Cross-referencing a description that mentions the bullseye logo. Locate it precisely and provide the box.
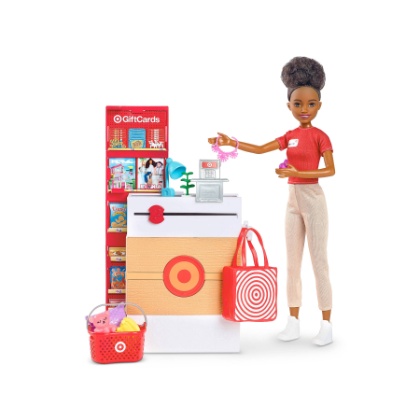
[201,160,219,169]
[234,269,277,321]
[113,115,122,123]
[163,256,205,298]
[114,341,126,353]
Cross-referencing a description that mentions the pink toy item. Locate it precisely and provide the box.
[211,136,239,162]
[88,310,117,333]
[279,159,288,169]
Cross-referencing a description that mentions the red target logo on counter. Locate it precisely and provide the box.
[163,256,205,298]
[234,269,277,321]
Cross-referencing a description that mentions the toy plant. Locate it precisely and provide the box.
[180,171,195,195]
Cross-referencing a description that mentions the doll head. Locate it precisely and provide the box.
[146,158,156,168]
[281,57,325,127]
[281,56,325,101]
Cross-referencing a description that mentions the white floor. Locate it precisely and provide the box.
[4,305,418,420]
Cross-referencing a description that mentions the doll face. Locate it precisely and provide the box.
[287,86,322,128]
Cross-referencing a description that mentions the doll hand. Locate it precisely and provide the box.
[208,132,234,146]
[275,164,298,178]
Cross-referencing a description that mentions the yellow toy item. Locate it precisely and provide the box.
[116,317,140,332]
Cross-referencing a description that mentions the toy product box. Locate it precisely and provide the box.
[108,158,136,191]
[110,266,126,289]
[108,247,126,261]
[137,157,165,192]
[108,202,127,232]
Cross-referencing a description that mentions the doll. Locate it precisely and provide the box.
[209,57,335,346]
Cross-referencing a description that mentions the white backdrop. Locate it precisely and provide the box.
[2,1,419,419]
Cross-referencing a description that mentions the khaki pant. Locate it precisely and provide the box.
[285,184,332,311]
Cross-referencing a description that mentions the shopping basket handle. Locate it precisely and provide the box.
[87,302,147,329]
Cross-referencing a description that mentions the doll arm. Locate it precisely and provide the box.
[208,132,279,154]
[275,150,335,179]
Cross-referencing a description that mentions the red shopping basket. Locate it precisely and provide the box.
[87,302,147,364]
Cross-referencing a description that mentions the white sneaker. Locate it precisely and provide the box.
[313,320,333,346]
[278,316,300,341]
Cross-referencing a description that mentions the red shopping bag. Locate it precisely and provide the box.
[222,227,278,322]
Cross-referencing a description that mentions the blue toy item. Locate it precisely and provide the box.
[161,157,186,196]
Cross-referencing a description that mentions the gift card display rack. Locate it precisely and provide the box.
[105,106,169,306]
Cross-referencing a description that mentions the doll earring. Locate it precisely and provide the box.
[211,136,239,162]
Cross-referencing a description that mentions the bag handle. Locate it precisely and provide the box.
[232,227,269,268]
[234,227,260,266]
[242,231,259,266]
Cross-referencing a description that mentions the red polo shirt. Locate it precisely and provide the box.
[276,126,333,184]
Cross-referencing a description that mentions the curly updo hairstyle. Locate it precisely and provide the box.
[281,56,326,100]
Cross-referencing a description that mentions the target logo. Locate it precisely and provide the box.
[115,341,127,353]
[201,160,219,169]
[233,268,277,321]
[163,256,205,298]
